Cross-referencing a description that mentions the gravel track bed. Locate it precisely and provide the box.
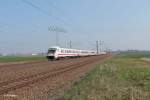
[0,55,112,100]
[0,57,100,83]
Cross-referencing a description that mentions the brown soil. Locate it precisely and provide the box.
[0,55,112,100]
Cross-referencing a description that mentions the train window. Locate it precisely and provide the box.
[61,50,64,53]
[48,48,56,53]
[48,50,56,53]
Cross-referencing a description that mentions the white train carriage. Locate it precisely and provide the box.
[46,46,97,60]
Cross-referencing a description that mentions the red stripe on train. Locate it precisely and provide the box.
[58,54,78,56]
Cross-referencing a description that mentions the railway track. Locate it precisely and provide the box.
[0,61,47,69]
[0,56,100,86]
[0,55,110,95]
[0,57,89,70]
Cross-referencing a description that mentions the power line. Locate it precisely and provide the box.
[46,1,65,15]
[22,0,49,16]
[46,1,82,33]
[22,0,70,27]
[46,1,74,29]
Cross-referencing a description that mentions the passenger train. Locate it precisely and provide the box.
[46,46,98,60]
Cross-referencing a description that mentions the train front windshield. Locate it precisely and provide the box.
[48,50,56,53]
[48,48,56,54]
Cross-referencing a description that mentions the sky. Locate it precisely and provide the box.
[0,0,150,53]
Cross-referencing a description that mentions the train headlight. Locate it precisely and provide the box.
[48,53,54,56]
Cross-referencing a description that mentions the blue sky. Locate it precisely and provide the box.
[0,0,150,53]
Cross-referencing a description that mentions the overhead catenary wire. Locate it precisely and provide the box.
[46,0,65,15]
[22,0,71,27]
[46,1,75,31]
[22,0,92,49]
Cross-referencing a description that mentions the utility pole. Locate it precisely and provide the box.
[69,41,72,48]
[96,40,104,54]
[99,40,104,53]
[96,41,99,54]
[48,26,67,46]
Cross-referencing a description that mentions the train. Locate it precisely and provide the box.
[46,46,101,60]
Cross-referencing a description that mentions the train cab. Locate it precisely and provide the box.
[47,47,60,59]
